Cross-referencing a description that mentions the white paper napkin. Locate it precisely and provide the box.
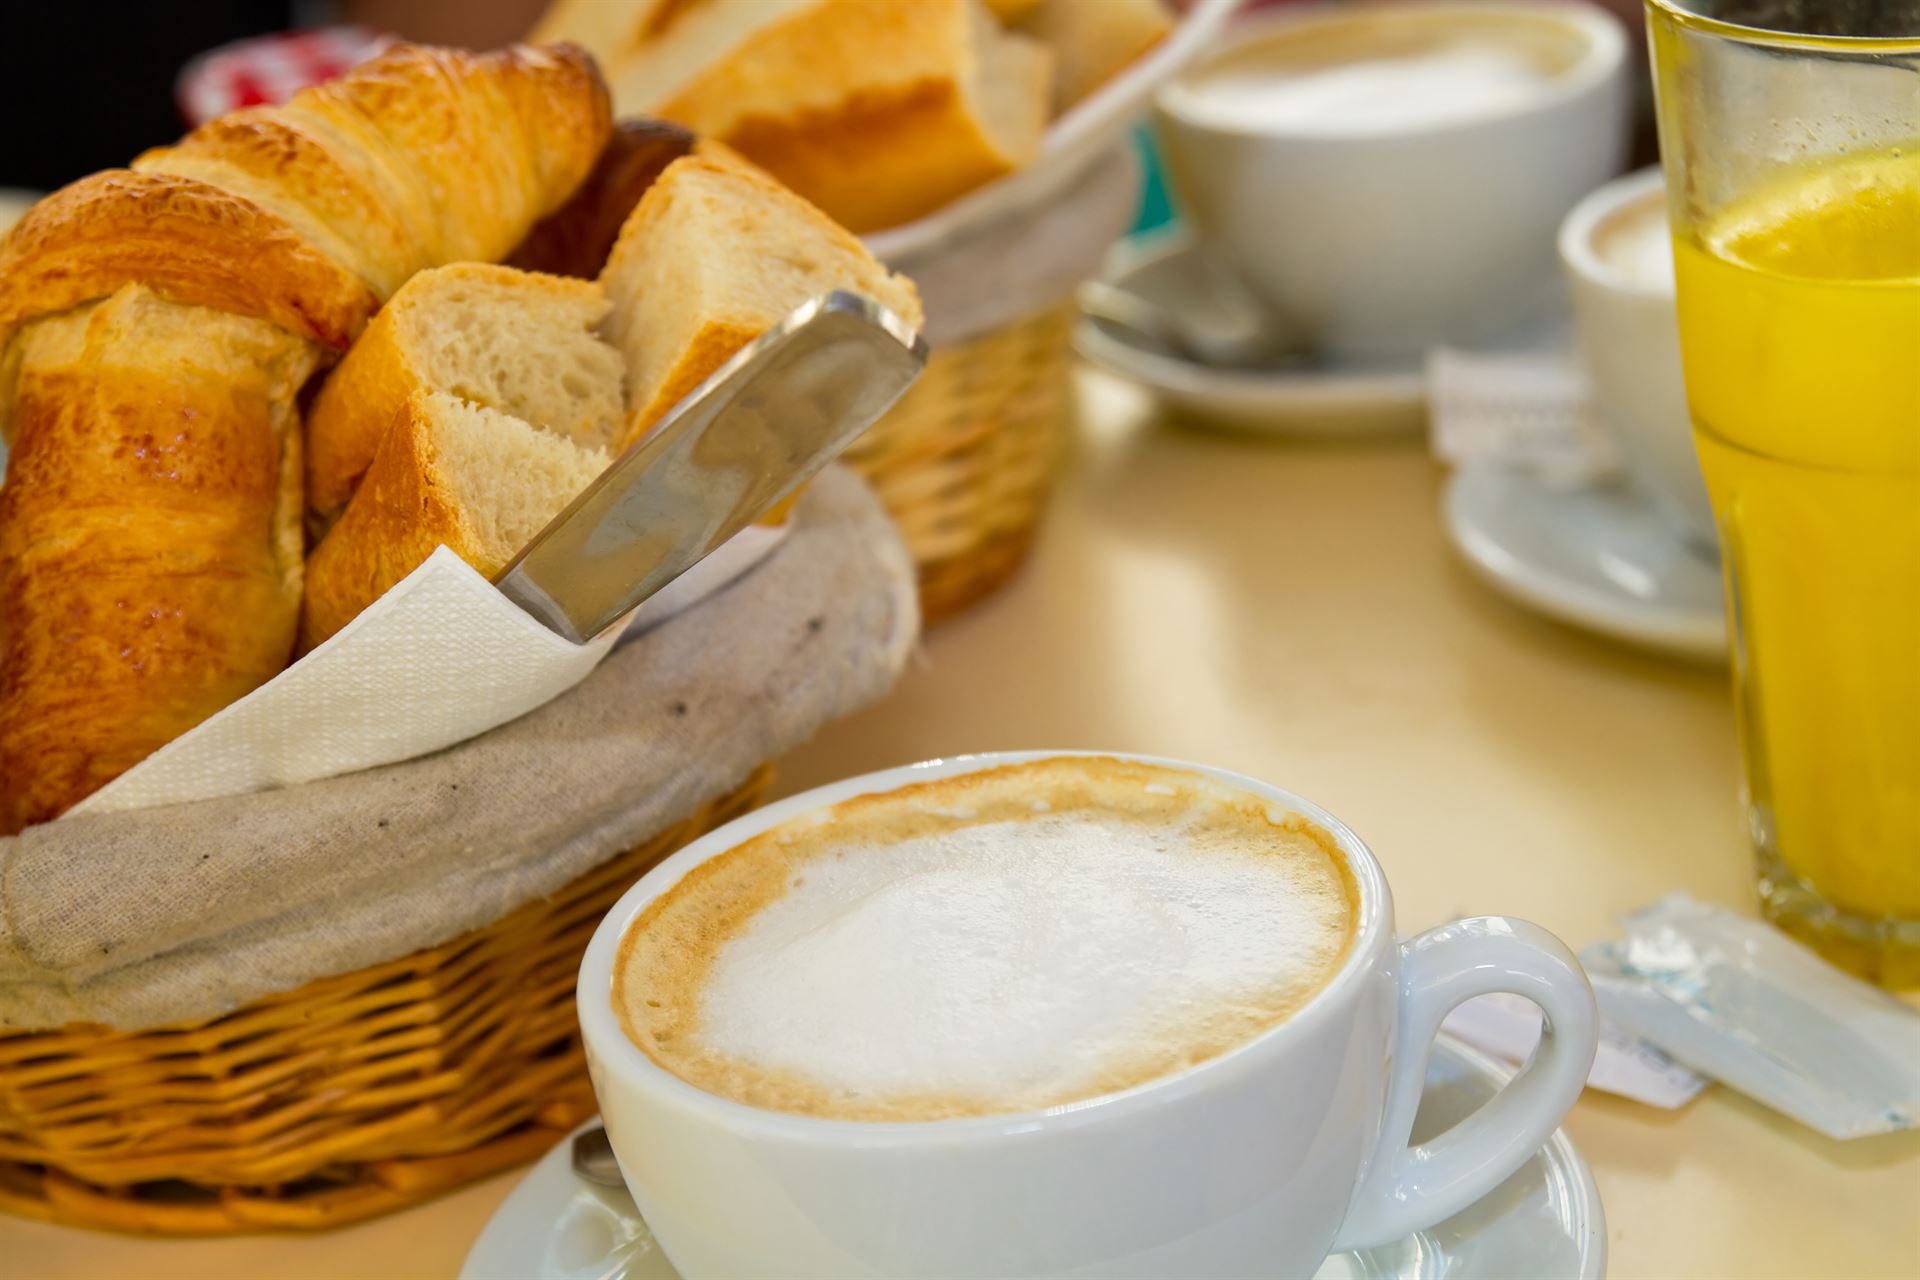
[70,527,784,815]
[1426,346,1618,486]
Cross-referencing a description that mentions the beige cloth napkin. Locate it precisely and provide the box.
[888,144,1141,348]
[0,467,916,1030]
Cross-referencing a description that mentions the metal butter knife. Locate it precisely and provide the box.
[495,291,928,643]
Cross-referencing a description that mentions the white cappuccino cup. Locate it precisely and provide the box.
[1560,165,1718,552]
[1153,1,1629,360]
[578,751,1599,1278]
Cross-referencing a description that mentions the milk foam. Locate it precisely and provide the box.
[1175,42,1553,135]
[1597,197,1675,291]
[616,759,1358,1121]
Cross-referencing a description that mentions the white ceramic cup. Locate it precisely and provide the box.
[578,751,1600,1279]
[1559,165,1718,553]
[1152,1,1629,360]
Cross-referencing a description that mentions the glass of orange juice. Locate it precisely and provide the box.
[1647,0,1919,986]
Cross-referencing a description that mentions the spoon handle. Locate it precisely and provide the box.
[569,1124,626,1189]
[1078,279,1193,354]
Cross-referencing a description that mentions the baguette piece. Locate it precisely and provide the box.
[1017,0,1172,111]
[600,146,925,444]
[305,263,625,529]
[302,391,610,648]
[534,0,798,105]
[530,0,657,62]
[604,0,1053,232]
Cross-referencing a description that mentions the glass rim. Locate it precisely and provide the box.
[1647,0,1920,50]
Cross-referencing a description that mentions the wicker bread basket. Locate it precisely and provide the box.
[0,462,912,1237]
[853,143,1143,623]
[0,768,770,1235]
[844,301,1076,623]
[834,0,1236,621]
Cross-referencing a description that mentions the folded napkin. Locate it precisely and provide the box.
[1426,345,1618,485]
[0,467,916,1030]
[72,527,784,815]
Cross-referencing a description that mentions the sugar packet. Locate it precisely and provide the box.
[1581,894,1920,1140]
[1442,991,1707,1110]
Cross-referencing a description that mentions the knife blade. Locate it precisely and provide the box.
[494,291,928,643]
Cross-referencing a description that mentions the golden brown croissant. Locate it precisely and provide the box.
[0,43,611,833]
[134,43,613,299]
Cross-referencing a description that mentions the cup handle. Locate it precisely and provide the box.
[1332,916,1599,1253]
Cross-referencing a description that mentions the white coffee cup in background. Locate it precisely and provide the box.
[578,751,1599,1278]
[1153,1,1629,361]
[1560,165,1717,552]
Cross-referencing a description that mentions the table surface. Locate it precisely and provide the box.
[7,372,1917,1279]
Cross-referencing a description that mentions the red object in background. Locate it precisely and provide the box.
[175,26,390,125]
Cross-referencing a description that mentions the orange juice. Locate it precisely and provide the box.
[1672,144,1920,973]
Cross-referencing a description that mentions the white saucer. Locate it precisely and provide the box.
[1445,459,1726,662]
[461,1036,1605,1280]
[1074,237,1427,437]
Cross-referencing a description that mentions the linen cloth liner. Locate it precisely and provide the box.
[0,468,917,1030]
[888,142,1141,348]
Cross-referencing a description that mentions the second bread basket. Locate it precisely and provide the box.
[857,142,1141,623]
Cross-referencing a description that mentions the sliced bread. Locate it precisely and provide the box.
[599,145,925,445]
[305,262,625,527]
[302,390,610,647]
[548,0,809,111]
[605,0,1053,233]
[1017,0,1172,111]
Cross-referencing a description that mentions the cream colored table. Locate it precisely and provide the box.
[6,372,1916,1278]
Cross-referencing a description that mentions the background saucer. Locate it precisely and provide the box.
[1445,459,1726,662]
[1074,236,1428,437]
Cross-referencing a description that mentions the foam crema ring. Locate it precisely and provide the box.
[1162,9,1584,139]
[614,756,1361,1122]
[1593,191,1676,291]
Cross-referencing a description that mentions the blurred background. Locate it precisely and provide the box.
[0,0,1655,207]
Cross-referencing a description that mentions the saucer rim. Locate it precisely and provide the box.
[1074,234,1430,436]
[1072,316,1430,436]
[458,1034,1606,1280]
[1443,458,1727,662]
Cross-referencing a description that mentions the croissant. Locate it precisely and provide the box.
[0,43,611,834]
